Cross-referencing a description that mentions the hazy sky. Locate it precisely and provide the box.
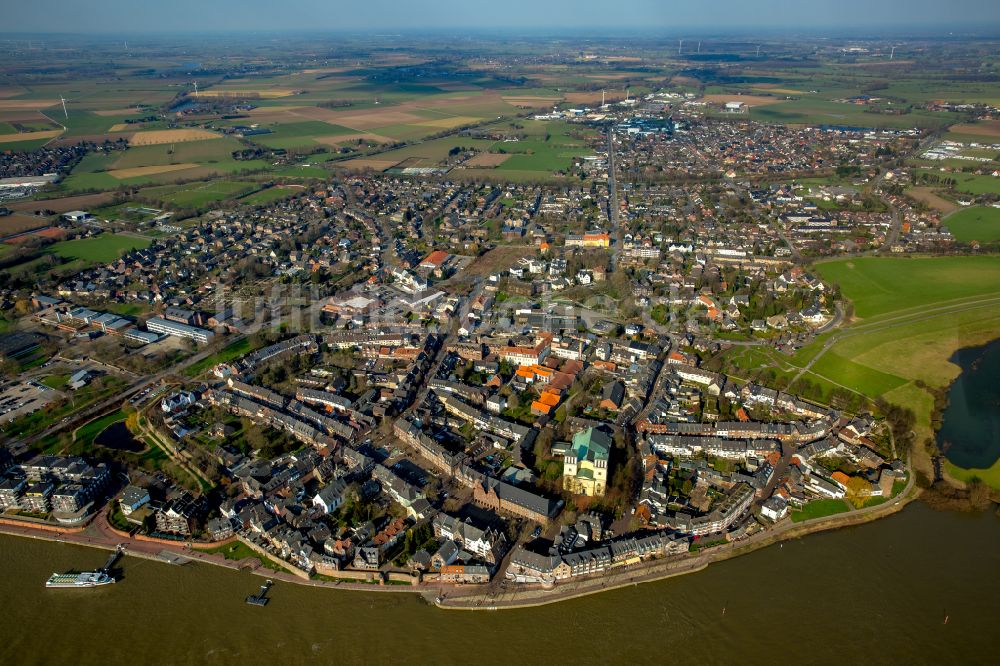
[4,0,1000,33]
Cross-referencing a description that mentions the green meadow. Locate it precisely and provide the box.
[239,186,299,205]
[791,499,851,523]
[49,233,152,263]
[943,206,1000,243]
[814,256,1000,319]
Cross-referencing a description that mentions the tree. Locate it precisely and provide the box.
[242,419,267,452]
[845,476,872,508]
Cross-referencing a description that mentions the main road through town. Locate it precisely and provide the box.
[607,126,622,271]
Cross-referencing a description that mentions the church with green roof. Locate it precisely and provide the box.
[562,426,612,497]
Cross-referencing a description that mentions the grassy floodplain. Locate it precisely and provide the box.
[945,459,1000,490]
[812,257,1000,482]
[815,256,1000,318]
[722,256,1000,487]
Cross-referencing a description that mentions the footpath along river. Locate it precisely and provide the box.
[0,502,997,665]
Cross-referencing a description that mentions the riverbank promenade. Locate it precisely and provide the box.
[0,471,916,610]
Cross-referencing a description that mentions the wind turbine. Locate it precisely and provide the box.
[601,89,605,107]
[678,39,684,55]
[890,46,896,60]
[60,95,68,119]
[697,41,701,54]
[756,45,761,57]
[193,81,199,98]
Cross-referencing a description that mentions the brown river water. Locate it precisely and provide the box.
[0,501,997,665]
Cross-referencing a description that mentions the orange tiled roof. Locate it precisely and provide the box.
[537,391,561,406]
[531,365,554,379]
[422,250,449,267]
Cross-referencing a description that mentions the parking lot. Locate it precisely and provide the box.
[0,380,60,424]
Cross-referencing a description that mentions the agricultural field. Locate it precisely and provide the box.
[905,186,959,215]
[0,214,49,237]
[0,62,626,197]
[128,128,221,145]
[946,120,1000,138]
[58,137,271,191]
[265,164,332,178]
[58,109,141,138]
[942,206,1000,243]
[0,129,61,144]
[811,258,1000,461]
[4,38,985,207]
[242,121,357,150]
[6,192,116,213]
[48,233,151,263]
[750,98,958,129]
[337,136,495,171]
[340,119,595,178]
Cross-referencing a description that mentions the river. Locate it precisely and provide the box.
[939,338,1000,469]
[1,502,997,665]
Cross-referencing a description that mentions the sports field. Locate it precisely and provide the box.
[943,206,1000,243]
[139,180,258,207]
[48,233,151,263]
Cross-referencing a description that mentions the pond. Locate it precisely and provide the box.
[94,421,145,453]
[938,337,1000,469]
